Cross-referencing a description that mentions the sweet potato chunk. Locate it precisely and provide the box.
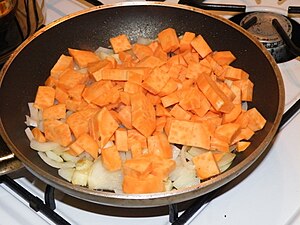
[109,34,132,53]
[192,151,220,180]
[34,86,55,110]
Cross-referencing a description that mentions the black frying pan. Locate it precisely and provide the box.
[0,2,284,207]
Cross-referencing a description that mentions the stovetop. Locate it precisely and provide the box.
[0,0,300,224]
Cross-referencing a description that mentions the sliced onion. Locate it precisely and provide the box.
[61,152,81,163]
[75,159,93,171]
[164,179,173,192]
[171,144,181,160]
[30,139,60,152]
[25,115,38,127]
[188,146,208,157]
[95,46,114,55]
[88,158,122,191]
[136,37,154,45]
[180,146,195,170]
[38,152,75,168]
[242,101,248,111]
[217,152,236,169]
[58,168,75,182]
[28,102,39,121]
[45,150,64,163]
[72,169,89,186]
[25,127,34,141]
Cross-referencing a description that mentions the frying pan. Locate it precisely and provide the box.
[0,2,284,207]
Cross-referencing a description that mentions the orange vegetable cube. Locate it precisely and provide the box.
[179,31,196,52]
[122,174,164,194]
[109,34,132,53]
[32,127,46,143]
[158,27,180,53]
[212,51,236,66]
[95,107,119,148]
[115,128,128,151]
[168,119,210,149]
[142,67,170,95]
[191,35,212,58]
[57,68,88,90]
[70,133,99,159]
[68,48,100,68]
[192,151,220,180]
[214,122,240,144]
[34,86,55,110]
[236,141,251,152]
[101,145,122,171]
[50,54,74,79]
[246,108,266,132]
[42,104,66,120]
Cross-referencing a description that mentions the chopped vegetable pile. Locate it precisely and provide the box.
[25,27,266,194]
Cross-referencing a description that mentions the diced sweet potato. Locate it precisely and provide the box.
[101,145,122,171]
[32,127,46,143]
[168,119,210,149]
[70,133,99,159]
[115,128,128,151]
[192,151,220,180]
[130,92,156,137]
[50,54,74,79]
[158,28,180,53]
[42,104,66,120]
[123,174,164,194]
[191,35,212,58]
[109,34,132,53]
[68,48,100,68]
[34,86,55,110]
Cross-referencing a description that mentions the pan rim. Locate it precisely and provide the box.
[0,1,285,207]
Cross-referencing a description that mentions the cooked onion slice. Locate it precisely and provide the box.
[88,158,122,191]
[37,152,75,168]
[30,139,60,152]
[58,168,75,182]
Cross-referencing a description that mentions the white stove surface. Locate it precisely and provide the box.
[1,0,300,224]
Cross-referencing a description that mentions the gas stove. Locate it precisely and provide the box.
[0,0,300,224]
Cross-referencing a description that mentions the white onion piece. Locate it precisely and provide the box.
[95,46,114,55]
[170,165,199,189]
[88,158,122,191]
[37,120,44,132]
[25,115,38,127]
[171,144,181,160]
[25,127,34,141]
[136,37,153,45]
[75,159,93,171]
[37,152,75,168]
[61,152,81,163]
[188,146,208,157]
[30,139,60,152]
[164,179,173,192]
[219,162,233,173]
[242,101,248,111]
[217,152,236,169]
[72,169,89,186]
[45,151,64,163]
[58,168,75,182]
[28,102,39,121]
[173,174,200,189]
[51,146,68,155]
[180,146,195,170]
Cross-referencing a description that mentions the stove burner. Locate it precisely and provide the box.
[240,12,292,48]
[230,12,300,63]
